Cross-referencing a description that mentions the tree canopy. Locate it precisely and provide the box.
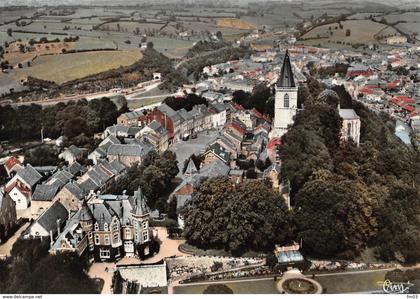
[280,83,420,262]
[0,238,97,294]
[106,151,179,211]
[183,179,290,255]
[0,98,123,148]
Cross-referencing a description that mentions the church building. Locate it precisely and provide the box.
[270,50,299,138]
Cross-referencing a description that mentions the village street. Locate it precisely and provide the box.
[0,222,29,259]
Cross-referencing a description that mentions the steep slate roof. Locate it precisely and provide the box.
[63,182,85,200]
[277,50,296,88]
[131,188,150,216]
[184,159,198,176]
[100,135,121,147]
[32,184,60,201]
[121,110,143,120]
[147,120,167,136]
[339,109,360,120]
[36,201,69,234]
[64,145,82,157]
[78,178,100,194]
[16,164,43,188]
[46,170,73,189]
[107,144,149,157]
[79,202,93,221]
[199,159,230,178]
[204,143,231,163]
[66,161,85,176]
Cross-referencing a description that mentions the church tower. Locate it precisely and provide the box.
[270,50,298,138]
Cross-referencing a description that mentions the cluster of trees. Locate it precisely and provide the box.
[185,40,229,58]
[0,238,98,294]
[182,45,253,81]
[309,63,349,79]
[232,84,274,117]
[183,179,290,256]
[203,284,233,294]
[106,151,179,211]
[0,98,123,148]
[163,93,208,111]
[24,145,64,166]
[280,84,420,262]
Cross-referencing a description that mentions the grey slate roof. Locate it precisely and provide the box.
[205,143,231,162]
[131,188,150,216]
[199,159,230,178]
[107,144,151,157]
[46,170,73,189]
[277,50,296,88]
[184,159,198,175]
[16,164,43,188]
[32,184,60,202]
[100,135,121,147]
[147,120,167,136]
[78,178,100,194]
[79,202,93,221]
[65,161,85,176]
[64,145,82,157]
[36,201,69,234]
[108,160,127,173]
[339,109,360,120]
[121,110,143,120]
[63,182,85,200]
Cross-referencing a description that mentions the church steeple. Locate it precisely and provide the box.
[270,49,299,139]
[277,50,296,88]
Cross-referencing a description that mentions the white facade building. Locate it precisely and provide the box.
[270,50,298,138]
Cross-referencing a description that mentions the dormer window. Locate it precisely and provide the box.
[104,223,108,231]
[94,223,99,231]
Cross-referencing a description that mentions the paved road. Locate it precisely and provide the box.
[88,262,115,294]
[171,129,219,176]
[0,222,29,258]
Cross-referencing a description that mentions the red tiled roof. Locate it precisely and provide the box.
[4,156,22,172]
[251,108,263,119]
[268,137,282,150]
[226,122,246,136]
[233,103,245,111]
[5,181,31,197]
[393,95,416,104]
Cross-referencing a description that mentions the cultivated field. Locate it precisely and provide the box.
[300,20,399,45]
[217,18,256,30]
[13,50,142,84]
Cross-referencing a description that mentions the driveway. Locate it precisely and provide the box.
[0,222,29,258]
[90,227,187,293]
[88,262,115,294]
[117,227,187,266]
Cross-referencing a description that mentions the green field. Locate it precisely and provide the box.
[301,20,398,45]
[13,50,142,84]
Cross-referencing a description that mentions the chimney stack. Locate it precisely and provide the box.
[57,218,61,235]
[50,230,54,247]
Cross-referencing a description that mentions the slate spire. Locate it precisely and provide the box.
[277,49,296,88]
